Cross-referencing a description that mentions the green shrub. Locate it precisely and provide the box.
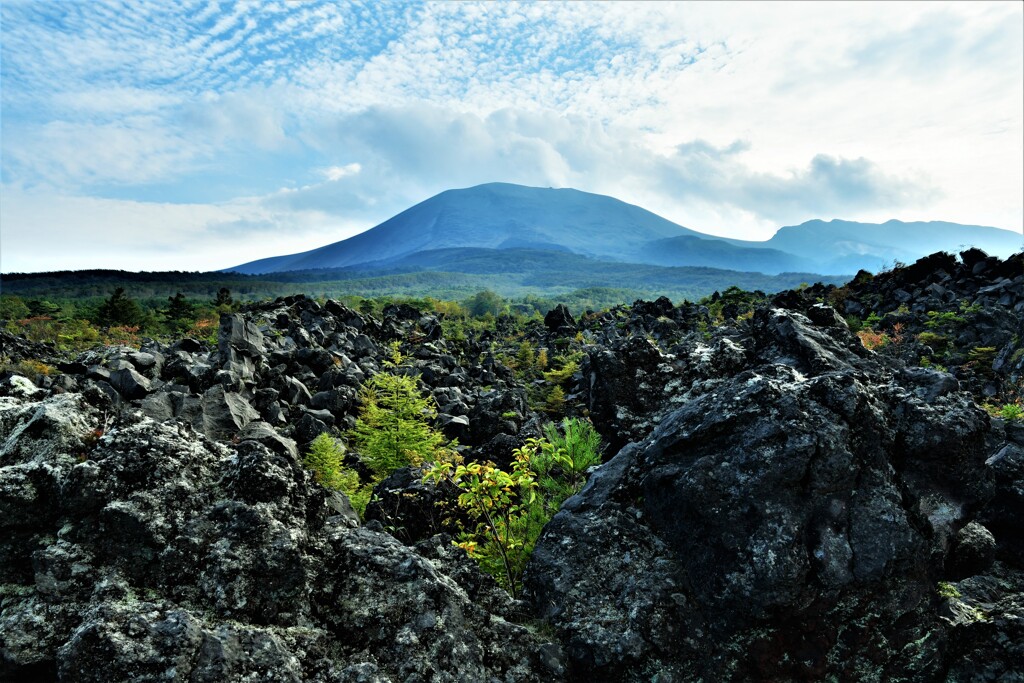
[916,331,948,352]
[545,385,566,414]
[424,453,540,597]
[925,310,966,329]
[305,433,346,490]
[540,418,603,493]
[304,433,373,516]
[423,426,603,597]
[984,402,1024,421]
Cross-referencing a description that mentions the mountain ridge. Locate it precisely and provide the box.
[228,183,1022,276]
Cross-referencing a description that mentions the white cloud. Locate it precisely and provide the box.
[321,163,362,181]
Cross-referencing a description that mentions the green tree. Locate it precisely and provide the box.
[349,352,447,478]
[465,290,505,318]
[163,292,196,332]
[0,296,30,321]
[95,287,143,327]
[212,287,234,310]
[27,299,62,317]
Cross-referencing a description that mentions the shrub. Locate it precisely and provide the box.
[540,418,603,494]
[916,331,948,353]
[304,433,373,515]
[423,426,604,597]
[857,328,890,351]
[545,385,566,414]
[305,433,347,490]
[542,354,581,386]
[1,358,57,378]
[424,454,540,597]
[925,310,966,329]
[984,402,1024,421]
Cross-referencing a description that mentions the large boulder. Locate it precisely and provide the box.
[526,309,997,681]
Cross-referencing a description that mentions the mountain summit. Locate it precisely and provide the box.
[229,183,706,274]
[228,183,1021,275]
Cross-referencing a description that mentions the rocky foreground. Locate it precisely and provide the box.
[1,250,1022,681]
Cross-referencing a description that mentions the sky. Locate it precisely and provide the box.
[1,0,1022,273]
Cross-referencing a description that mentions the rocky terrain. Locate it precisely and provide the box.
[1,249,1022,681]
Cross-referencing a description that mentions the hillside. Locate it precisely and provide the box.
[1,253,845,310]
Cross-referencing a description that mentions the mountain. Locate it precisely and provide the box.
[228,183,1022,276]
[230,183,703,274]
[734,218,1023,274]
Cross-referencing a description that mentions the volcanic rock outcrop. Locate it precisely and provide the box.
[1,249,1021,681]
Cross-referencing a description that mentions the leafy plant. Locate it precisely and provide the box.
[304,433,373,515]
[984,402,1024,421]
[937,581,961,599]
[857,328,890,351]
[423,425,603,597]
[349,348,449,479]
[424,453,540,597]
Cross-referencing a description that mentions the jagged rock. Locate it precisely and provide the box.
[0,374,44,399]
[218,313,265,360]
[949,521,997,578]
[582,335,688,451]
[108,367,152,400]
[435,413,469,441]
[237,420,299,460]
[0,395,561,681]
[139,392,175,421]
[467,388,529,446]
[544,304,576,334]
[981,439,1024,564]
[200,385,259,441]
[363,466,458,545]
[527,325,995,680]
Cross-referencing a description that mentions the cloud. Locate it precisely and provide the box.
[321,163,362,181]
[261,105,938,242]
[0,1,1020,271]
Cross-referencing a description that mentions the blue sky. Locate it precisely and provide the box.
[1,0,1021,272]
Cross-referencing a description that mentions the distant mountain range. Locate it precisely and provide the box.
[228,183,1022,276]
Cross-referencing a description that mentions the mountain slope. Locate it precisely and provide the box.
[229,183,706,274]
[729,219,1022,273]
[228,183,1022,277]
[636,235,809,273]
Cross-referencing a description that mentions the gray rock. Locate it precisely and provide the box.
[0,395,558,681]
[139,392,174,421]
[949,521,997,578]
[200,385,259,441]
[238,420,299,460]
[108,367,152,400]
